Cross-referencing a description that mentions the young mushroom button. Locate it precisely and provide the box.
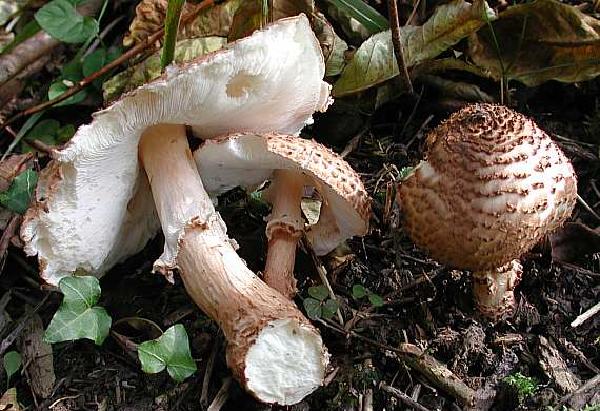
[21,16,332,405]
[397,104,577,320]
[194,133,371,298]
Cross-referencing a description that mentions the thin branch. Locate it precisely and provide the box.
[387,0,413,94]
[0,0,217,133]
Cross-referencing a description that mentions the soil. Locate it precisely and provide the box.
[0,3,599,411]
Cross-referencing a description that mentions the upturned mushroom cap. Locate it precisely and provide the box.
[397,103,577,271]
[194,133,371,255]
[21,15,331,285]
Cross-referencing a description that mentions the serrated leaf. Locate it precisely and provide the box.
[103,37,225,102]
[137,324,196,382]
[322,299,339,319]
[35,0,98,43]
[3,351,21,382]
[367,293,384,307]
[44,276,112,346]
[333,0,496,96]
[303,297,322,320]
[469,0,600,86]
[308,285,329,301]
[352,284,366,299]
[0,169,37,214]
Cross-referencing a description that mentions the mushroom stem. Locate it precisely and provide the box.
[139,125,327,405]
[264,169,305,298]
[472,260,523,320]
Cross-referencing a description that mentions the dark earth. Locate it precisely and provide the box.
[0,1,599,410]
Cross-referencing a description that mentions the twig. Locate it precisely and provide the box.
[577,194,600,222]
[0,292,50,356]
[200,335,222,409]
[571,301,600,328]
[387,0,413,94]
[207,377,232,411]
[363,358,374,411]
[0,0,217,133]
[380,384,432,411]
[317,319,478,408]
[558,374,600,409]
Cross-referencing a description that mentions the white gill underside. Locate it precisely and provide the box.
[21,15,330,285]
[244,318,328,405]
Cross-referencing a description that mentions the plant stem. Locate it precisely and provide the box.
[0,0,216,134]
[161,0,185,71]
[387,0,413,95]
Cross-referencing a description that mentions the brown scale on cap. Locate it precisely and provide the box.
[264,134,371,223]
[397,104,577,319]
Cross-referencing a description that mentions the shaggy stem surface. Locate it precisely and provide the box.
[139,125,327,405]
[264,170,304,298]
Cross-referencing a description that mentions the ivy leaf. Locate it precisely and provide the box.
[308,285,329,301]
[138,324,197,382]
[303,297,322,320]
[0,169,38,214]
[322,299,339,320]
[35,0,98,43]
[3,351,22,382]
[367,293,384,308]
[352,284,366,299]
[44,276,112,346]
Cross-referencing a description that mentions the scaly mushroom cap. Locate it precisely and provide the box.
[398,103,577,271]
[194,133,371,255]
[21,15,331,285]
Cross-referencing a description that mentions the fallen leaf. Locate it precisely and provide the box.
[17,314,55,399]
[468,0,600,86]
[0,154,31,193]
[537,336,581,394]
[123,0,243,46]
[312,12,349,77]
[333,0,496,96]
[227,0,314,41]
[322,0,388,44]
[103,37,226,102]
[0,388,21,411]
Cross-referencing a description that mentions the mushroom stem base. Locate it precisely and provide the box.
[473,260,523,320]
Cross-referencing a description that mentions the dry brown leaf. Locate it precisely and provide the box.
[0,388,21,411]
[123,0,242,46]
[17,314,55,399]
[468,0,600,86]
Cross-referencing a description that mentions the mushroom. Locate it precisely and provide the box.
[194,133,371,298]
[397,104,577,319]
[22,16,331,404]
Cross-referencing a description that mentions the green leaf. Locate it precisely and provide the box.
[303,297,322,320]
[0,20,41,55]
[161,0,186,70]
[48,80,87,106]
[35,0,99,43]
[3,351,22,382]
[308,285,329,301]
[44,276,112,346]
[333,0,496,96]
[367,293,384,307]
[351,284,366,299]
[21,119,60,153]
[0,169,38,214]
[324,0,388,42]
[82,48,106,78]
[322,299,339,319]
[138,324,197,382]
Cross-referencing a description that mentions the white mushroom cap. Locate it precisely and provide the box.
[194,133,371,255]
[21,15,331,285]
